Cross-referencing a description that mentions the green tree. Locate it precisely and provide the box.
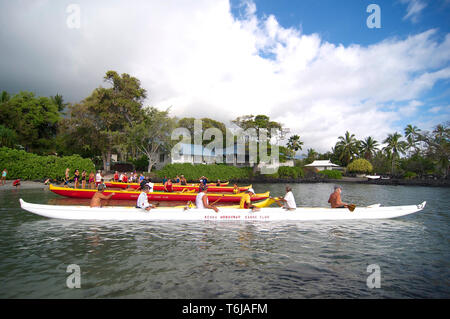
[126,107,176,172]
[63,71,147,171]
[347,158,373,174]
[404,124,421,156]
[335,131,360,166]
[382,132,407,174]
[414,123,449,177]
[359,136,379,160]
[0,125,18,148]
[0,91,60,153]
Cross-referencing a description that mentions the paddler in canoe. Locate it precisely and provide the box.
[272,186,297,210]
[328,185,356,210]
[136,184,158,211]
[163,178,173,192]
[240,188,260,212]
[195,185,219,213]
[90,184,116,208]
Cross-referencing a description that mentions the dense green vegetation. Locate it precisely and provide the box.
[0,147,95,180]
[347,159,373,174]
[317,170,342,179]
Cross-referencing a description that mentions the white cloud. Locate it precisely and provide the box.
[401,0,427,23]
[0,0,449,153]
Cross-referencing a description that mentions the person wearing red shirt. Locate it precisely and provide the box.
[164,179,173,192]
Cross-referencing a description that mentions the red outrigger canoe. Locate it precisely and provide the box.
[104,181,251,193]
[49,184,269,203]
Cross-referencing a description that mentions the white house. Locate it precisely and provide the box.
[304,160,340,171]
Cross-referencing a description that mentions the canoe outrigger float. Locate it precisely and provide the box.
[48,184,269,203]
[104,181,251,193]
[19,199,426,222]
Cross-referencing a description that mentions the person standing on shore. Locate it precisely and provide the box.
[328,186,349,208]
[81,170,87,189]
[74,169,80,188]
[90,184,115,208]
[62,168,70,187]
[1,169,7,185]
[88,171,95,189]
[95,171,102,187]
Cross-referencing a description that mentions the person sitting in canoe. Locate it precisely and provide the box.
[328,186,349,208]
[180,175,187,185]
[232,184,240,194]
[137,185,157,211]
[240,188,260,212]
[164,178,173,192]
[174,175,181,184]
[122,173,128,183]
[90,184,115,208]
[216,179,221,186]
[114,171,119,182]
[195,185,219,213]
[273,186,297,210]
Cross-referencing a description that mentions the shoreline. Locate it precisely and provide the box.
[1,176,449,190]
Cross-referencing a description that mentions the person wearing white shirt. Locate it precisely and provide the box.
[274,186,297,210]
[195,185,219,212]
[147,179,154,193]
[136,185,156,211]
[95,171,102,187]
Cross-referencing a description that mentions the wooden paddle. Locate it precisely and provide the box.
[210,194,225,206]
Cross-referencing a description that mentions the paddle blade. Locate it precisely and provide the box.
[348,204,356,212]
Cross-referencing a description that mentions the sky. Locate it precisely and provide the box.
[0,0,449,153]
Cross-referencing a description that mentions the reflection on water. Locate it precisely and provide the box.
[0,184,448,298]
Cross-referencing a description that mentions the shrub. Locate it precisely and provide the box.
[0,147,95,180]
[318,169,342,179]
[277,166,304,179]
[347,159,373,174]
[403,171,417,179]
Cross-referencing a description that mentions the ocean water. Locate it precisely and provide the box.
[0,183,448,298]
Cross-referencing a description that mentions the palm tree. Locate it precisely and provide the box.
[304,148,318,164]
[335,131,359,166]
[404,124,421,156]
[382,132,407,174]
[287,135,303,152]
[359,136,379,160]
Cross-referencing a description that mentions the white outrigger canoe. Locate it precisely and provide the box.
[19,199,426,222]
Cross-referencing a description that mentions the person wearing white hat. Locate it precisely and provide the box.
[239,188,260,212]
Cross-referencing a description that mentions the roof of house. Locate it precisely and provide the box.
[304,160,339,167]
